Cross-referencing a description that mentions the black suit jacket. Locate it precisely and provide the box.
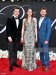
[6,16,22,42]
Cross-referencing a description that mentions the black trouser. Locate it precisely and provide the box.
[8,38,19,67]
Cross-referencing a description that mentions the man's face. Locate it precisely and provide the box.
[40,9,47,17]
[13,9,20,17]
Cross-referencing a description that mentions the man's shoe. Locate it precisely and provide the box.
[44,67,48,72]
[14,63,19,67]
[9,66,13,71]
[38,64,44,67]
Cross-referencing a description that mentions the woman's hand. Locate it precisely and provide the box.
[21,37,24,43]
[35,37,37,42]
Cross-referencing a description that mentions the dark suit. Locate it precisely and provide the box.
[6,16,22,66]
[37,17,51,68]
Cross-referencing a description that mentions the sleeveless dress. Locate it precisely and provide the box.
[22,18,37,71]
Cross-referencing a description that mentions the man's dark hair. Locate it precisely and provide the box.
[40,7,47,12]
[13,7,20,11]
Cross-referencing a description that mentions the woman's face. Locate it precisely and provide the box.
[27,9,32,17]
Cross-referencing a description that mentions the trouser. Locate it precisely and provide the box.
[38,41,49,68]
[8,38,19,66]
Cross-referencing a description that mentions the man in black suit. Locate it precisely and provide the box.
[6,7,22,71]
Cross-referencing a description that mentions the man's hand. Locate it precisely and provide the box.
[44,41,48,44]
[8,37,12,42]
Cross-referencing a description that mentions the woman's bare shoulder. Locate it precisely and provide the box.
[33,17,37,22]
[23,18,26,22]
[33,17,37,20]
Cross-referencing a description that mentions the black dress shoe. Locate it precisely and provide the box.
[9,66,13,71]
[14,63,19,67]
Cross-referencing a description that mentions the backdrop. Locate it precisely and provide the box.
[0,1,56,50]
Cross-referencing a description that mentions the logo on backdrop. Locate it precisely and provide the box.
[0,5,56,34]
[0,5,26,33]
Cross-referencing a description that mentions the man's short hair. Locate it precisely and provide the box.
[13,7,19,11]
[40,7,47,12]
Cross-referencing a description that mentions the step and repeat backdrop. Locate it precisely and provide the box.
[0,1,56,51]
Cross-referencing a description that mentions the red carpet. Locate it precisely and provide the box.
[0,59,56,75]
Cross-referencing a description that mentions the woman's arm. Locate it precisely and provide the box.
[33,18,38,42]
[21,19,25,42]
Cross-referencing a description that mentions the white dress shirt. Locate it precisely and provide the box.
[39,17,45,28]
[15,19,19,28]
[13,15,19,28]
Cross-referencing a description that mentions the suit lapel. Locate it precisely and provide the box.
[12,16,20,29]
[38,17,46,29]
[12,16,17,27]
[37,19,39,29]
[18,19,20,29]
